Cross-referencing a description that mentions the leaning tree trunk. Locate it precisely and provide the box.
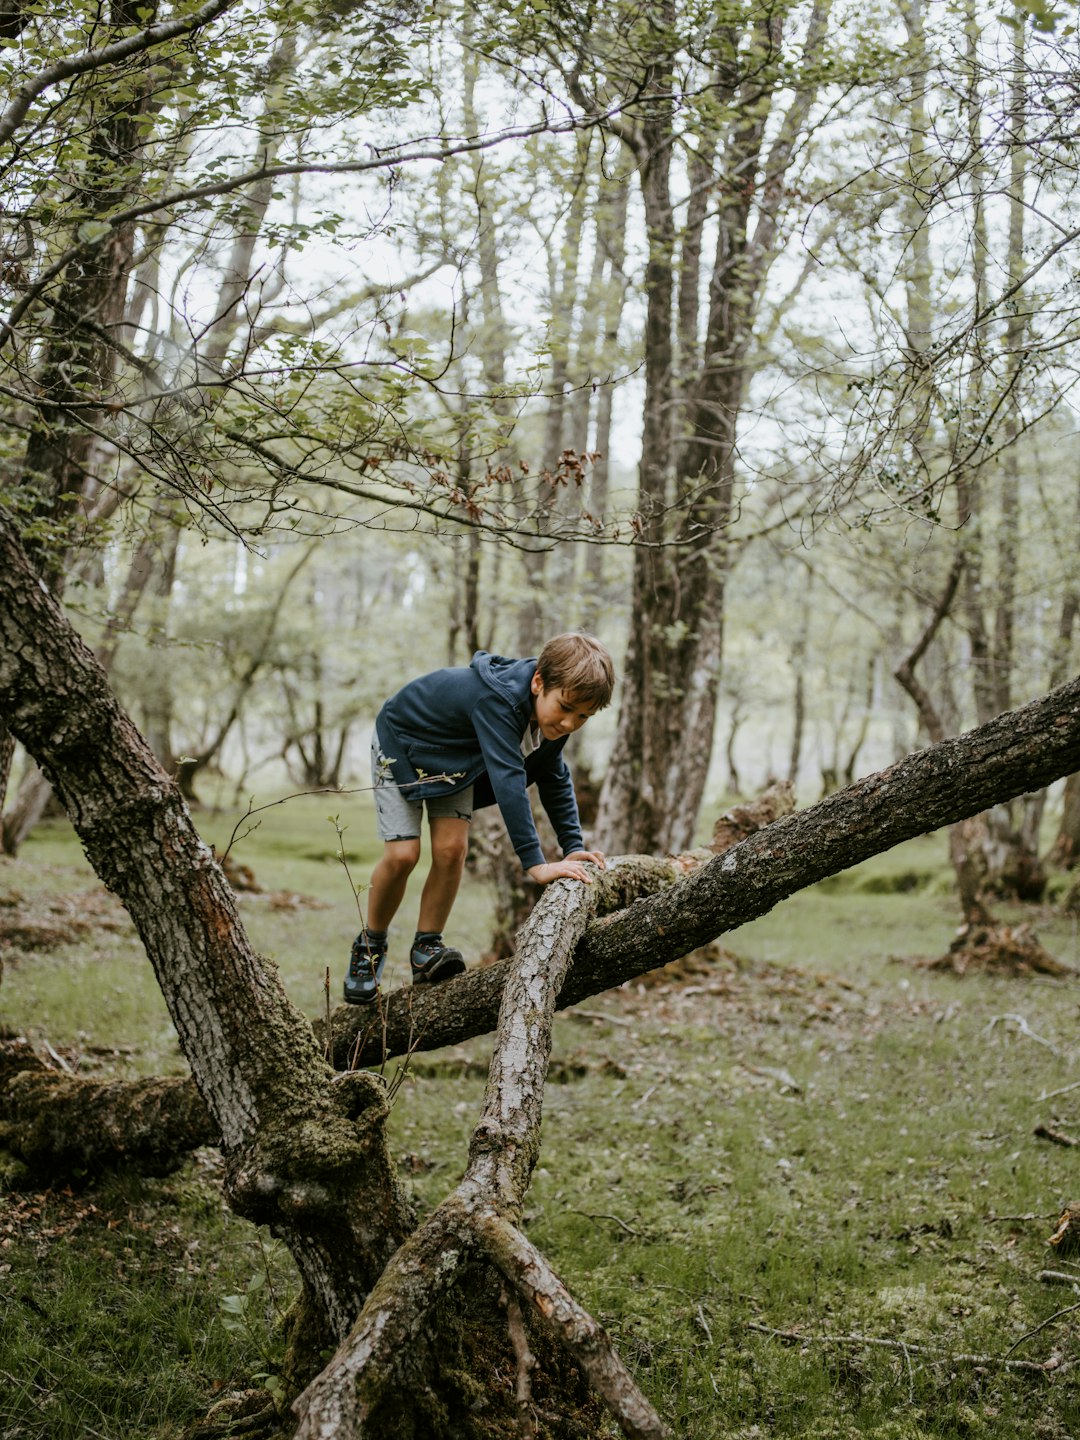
[0,502,677,1435]
[0,504,416,1365]
[0,1040,219,1185]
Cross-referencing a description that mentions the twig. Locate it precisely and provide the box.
[984,1013,1060,1056]
[323,967,333,1064]
[220,774,460,865]
[1038,1079,1080,1103]
[631,1083,659,1110]
[1002,1300,1080,1359]
[987,1211,1058,1224]
[1038,1271,1080,1288]
[41,1039,73,1074]
[747,1323,1063,1373]
[742,1062,802,1094]
[569,1008,635,1028]
[330,816,367,929]
[504,1293,537,1439]
[1034,1124,1078,1147]
[573,1210,646,1239]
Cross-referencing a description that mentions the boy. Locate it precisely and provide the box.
[344,632,613,1004]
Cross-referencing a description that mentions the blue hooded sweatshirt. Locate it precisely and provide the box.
[374,652,585,871]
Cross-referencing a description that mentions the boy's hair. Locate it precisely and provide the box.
[536,633,615,710]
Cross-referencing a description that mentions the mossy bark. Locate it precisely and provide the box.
[0,1040,218,1181]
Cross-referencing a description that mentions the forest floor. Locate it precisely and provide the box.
[2,791,1080,1440]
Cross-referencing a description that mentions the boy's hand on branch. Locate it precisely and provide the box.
[528,851,605,886]
[565,849,605,869]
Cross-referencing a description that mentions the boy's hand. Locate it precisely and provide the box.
[528,853,603,886]
[564,849,605,869]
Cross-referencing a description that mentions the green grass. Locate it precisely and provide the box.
[2,799,1080,1438]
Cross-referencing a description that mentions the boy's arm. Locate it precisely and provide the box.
[472,699,605,884]
[470,699,549,871]
[529,751,605,883]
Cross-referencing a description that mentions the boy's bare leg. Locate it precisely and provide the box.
[416,816,470,934]
[366,839,420,933]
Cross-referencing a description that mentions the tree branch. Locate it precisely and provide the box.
[296,861,672,1439]
[0,0,240,147]
[893,551,965,745]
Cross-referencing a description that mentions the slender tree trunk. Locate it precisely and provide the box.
[519,131,593,649]
[175,542,315,802]
[584,175,630,630]
[1052,773,1080,869]
[597,4,832,854]
[0,726,13,821]
[982,27,1043,896]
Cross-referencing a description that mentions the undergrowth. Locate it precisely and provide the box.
[2,797,1079,1438]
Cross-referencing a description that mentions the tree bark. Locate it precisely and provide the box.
[596,3,833,855]
[0,501,415,1357]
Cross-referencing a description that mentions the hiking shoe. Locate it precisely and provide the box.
[344,931,387,1005]
[410,933,466,985]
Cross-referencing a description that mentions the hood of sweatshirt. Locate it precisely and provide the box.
[469,651,537,703]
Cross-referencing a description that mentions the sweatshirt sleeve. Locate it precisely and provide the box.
[470,694,547,870]
[534,749,584,857]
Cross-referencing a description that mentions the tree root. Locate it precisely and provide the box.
[921,922,1072,978]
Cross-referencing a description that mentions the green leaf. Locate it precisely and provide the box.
[76,220,111,245]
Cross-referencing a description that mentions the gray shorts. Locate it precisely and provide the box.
[371,734,474,842]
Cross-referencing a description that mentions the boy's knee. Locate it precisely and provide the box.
[383,839,421,873]
[431,828,468,869]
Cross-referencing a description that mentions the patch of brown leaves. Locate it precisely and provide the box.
[0,887,130,953]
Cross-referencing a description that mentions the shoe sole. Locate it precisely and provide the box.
[411,953,466,985]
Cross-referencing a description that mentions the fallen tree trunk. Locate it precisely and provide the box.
[0,1039,219,1183]
[295,858,671,1440]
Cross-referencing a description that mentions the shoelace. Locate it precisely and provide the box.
[350,939,385,976]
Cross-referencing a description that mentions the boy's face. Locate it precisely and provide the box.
[530,673,600,741]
